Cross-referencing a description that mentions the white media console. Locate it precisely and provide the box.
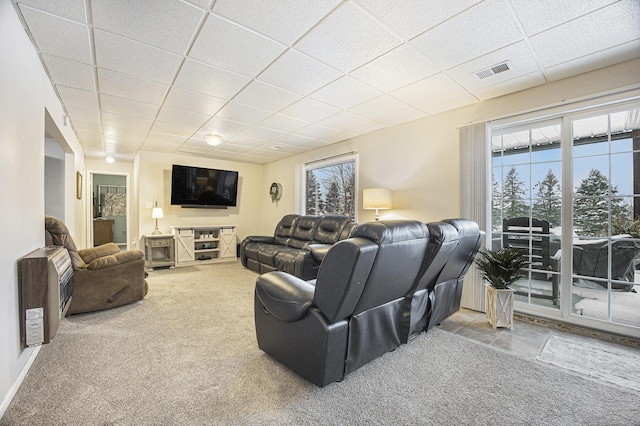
[171,225,237,267]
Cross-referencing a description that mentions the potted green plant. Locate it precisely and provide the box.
[475,247,528,329]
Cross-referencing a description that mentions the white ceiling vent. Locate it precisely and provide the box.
[475,61,511,79]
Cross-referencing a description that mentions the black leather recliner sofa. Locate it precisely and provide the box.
[240,214,355,280]
[254,219,485,387]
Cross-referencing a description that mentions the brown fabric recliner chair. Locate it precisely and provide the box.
[45,216,148,315]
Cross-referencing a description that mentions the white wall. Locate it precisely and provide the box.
[0,1,85,416]
[262,59,640,234]
[135,151,264,244]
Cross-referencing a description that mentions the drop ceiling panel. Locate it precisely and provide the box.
[201,117,252,137]
[103,126,148,140]
[150,121,197,138]
[140,139,181,151]
[249,147,295,159]
[72,121,101,134]
[296,124,354,143]
[91,0,203,54]
[447,41,542,91]
[173,59,251,100]
[57,85,98,107]
[101,111,153,132]
[295,2,402,73]
[65,104,100,124]
[212,0,342,45]
[349,95,424,127]
[211,144,253,154]
[145,132,188,146]
[19,6,91,64]
[231,152,277,164]
[257,49,342,95]
[227,136,267,148]
[410,0,523,70]
[163,87,226,116]
[354,0,481,40]
[392,73,479,115]
[156,107,210,128]
[275,133,327,149]
[310,76,383,110]
[93,30,182,84]
[529,0,640,67]
[100,94,159,120]
[257,113,310,133]
[471,71,547,101]
[280,98,342,122]
[349,44,440,93]
[545,39,640,82]
[318,111,384,134]
[41,54,95,91]
[189,15,286,77]
[15,0,86,23]
[232,81,302,112]
[214,102,274,125]
[509,0,619,36]
[240,126,287,141]
[98,69,169,104]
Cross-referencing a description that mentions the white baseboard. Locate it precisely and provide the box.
[0,345,41,420]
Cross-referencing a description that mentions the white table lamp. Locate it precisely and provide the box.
[363,188,392,220]
[152,202,164,234]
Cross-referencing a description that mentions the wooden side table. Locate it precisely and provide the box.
[143,234,175,269]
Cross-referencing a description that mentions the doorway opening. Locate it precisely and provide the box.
[89,171,130,250]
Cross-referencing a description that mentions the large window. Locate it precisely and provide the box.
[303,155,357,220]
[491,104,640,332]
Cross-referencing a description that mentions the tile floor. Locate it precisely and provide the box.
[439,308,640,361]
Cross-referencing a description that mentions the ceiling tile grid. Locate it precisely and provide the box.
[11,0,640,164]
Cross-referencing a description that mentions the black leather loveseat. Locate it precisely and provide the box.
[240,214,355,280]
[254,219,484,387]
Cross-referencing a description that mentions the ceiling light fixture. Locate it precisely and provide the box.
[105,154,115,163]
[204,134,223,146]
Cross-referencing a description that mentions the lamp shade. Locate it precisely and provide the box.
[152,207,164,219]
[363,188,392,210]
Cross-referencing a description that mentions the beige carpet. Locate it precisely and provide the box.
[2,261,639,425]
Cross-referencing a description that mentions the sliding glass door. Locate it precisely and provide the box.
[491,120,562,309]
[491,103,640,334]
[571,108,640,328]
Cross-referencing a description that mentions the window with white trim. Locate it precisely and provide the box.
[302,154,357,220]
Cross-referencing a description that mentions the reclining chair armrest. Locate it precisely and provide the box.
[255,271,315,322]
[245,236,275,244]
[78,242,121,264]
[304,244,332,263]
[86,250,144,270]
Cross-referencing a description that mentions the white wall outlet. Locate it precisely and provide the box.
[145,201,153,208]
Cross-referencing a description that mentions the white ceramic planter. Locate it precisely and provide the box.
[485,285,514,329]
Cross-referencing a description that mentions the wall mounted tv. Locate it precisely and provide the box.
[170,164,239,208]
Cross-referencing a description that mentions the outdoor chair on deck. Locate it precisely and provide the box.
[503,217,558,304]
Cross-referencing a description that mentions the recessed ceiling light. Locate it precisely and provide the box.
[105,154,115,163]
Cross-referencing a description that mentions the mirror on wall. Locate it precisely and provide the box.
[91,173,128,250]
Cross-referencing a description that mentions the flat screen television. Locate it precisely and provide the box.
[170,164,239,208]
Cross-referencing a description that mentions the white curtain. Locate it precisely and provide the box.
[459,122,490,312]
